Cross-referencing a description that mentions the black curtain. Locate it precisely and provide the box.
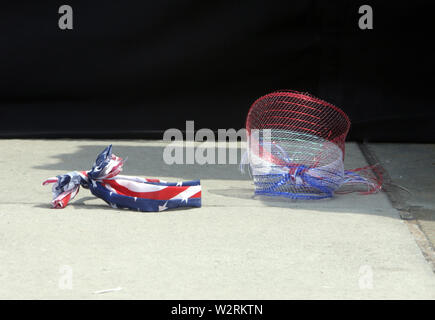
[0,0,433,141]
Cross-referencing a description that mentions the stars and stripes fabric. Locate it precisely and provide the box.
[43,145,201,212]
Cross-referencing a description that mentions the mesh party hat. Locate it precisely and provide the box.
[244,90,382,199]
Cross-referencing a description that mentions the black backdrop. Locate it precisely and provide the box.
[0,0,434,141]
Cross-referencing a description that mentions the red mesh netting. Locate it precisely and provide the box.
[245,90,382,199]
[247,90,350,155]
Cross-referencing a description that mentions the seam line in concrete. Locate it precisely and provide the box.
[358,142,435,273]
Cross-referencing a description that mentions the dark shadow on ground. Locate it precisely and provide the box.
[32,196,199,213]
[207,187,395,216]
[34,144,250,181]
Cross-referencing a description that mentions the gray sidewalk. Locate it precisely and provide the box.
[367,144,435,244]
[0,140,434,299]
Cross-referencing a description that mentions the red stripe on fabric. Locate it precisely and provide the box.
[190,191,201,199]
[102,183,129,196]
[103,180,188,200]
[42,179,58,185]
[54,192,71,209]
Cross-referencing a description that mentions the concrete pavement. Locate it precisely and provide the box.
[367,144,435,241]
[0,140,434,299]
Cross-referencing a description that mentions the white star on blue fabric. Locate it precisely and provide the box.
[181,193,189,203]
[158,201,168,212]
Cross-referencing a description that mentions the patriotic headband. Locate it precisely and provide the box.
[244,90,382,199]
[43,145,201,212]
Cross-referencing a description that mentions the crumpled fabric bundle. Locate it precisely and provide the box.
[244,90,382,199]
[43,145,201,211]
